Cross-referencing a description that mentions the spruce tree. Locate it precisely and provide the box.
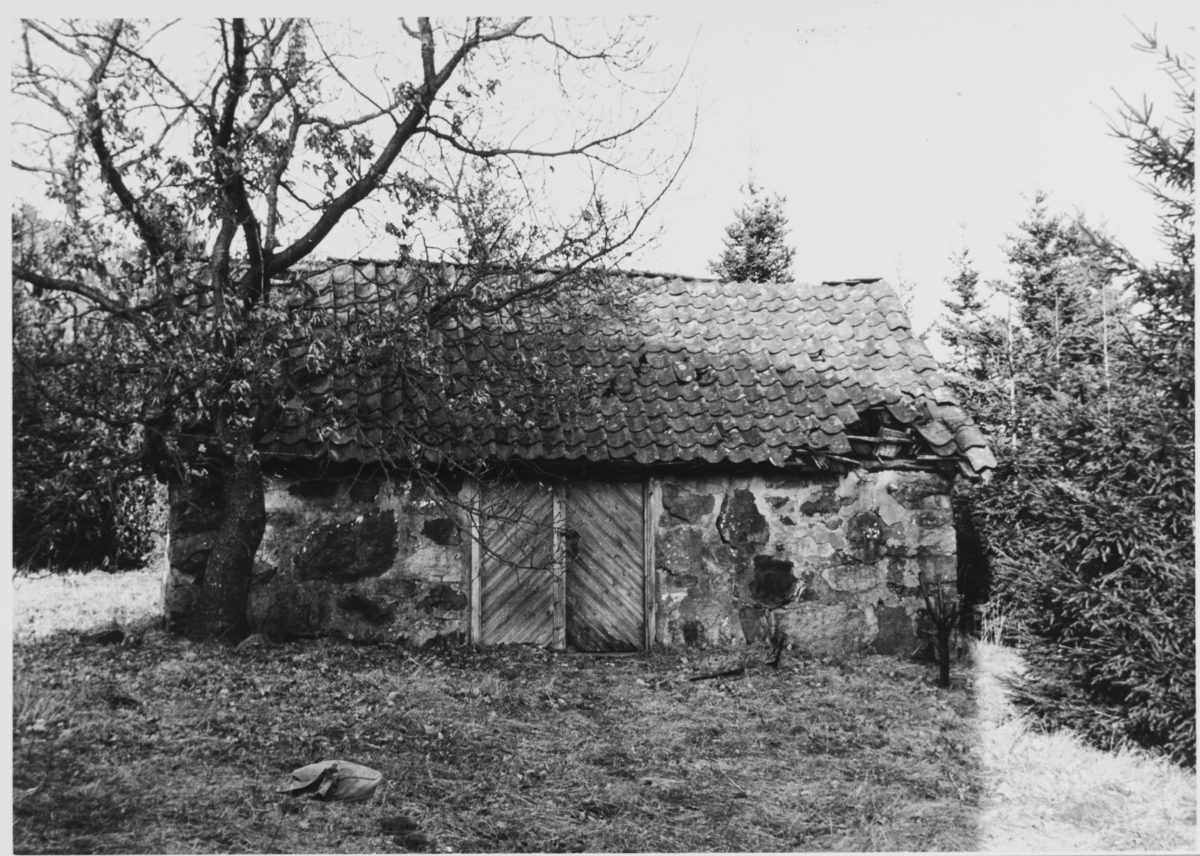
[1101,29,1194,410]
[956,82,1194,762]
[1002,192,1110,386]
[937,247,1014,444]
[938,247,1008,382]
[708,181,796,283]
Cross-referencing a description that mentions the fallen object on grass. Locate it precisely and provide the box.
[688,667,745,682]
[279,760,383,802]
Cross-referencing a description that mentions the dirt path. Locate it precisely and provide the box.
[972,641,1196,852]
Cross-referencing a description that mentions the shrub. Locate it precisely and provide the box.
[949,29,1194,766]
[12,376,164,572]
[973,391,1195,767]
[11,221,164,573]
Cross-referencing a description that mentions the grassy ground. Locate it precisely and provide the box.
[12,569,162,644]
[12,571,1196,853]
[972,640,1196,852]
[12,571,980,853]
[13,635,981,854]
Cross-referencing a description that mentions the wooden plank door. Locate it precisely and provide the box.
[479,481,558,646]
[565,481,645,652]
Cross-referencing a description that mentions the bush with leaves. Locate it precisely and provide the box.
[13,391,162,573]
[12,232,164,572]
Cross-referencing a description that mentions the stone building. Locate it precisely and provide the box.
[164,262,994,654]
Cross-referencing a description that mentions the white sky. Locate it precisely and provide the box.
[631,1,1195,333]
[7,5,1195,339]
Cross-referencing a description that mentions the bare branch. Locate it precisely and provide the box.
[18,24,85,121]
[13,264,144,324]
[509,30,622,63]
[114,106,191,172]
[418,17,437,90]
[23,20,88,62]
[271,18,513,272]
[305,24,410,132]
[240,19,300,137]
[417,40,685,169]
[264,105,303,250]
[71,20,174,263]
[215,18,248,147]
[11,160,68,177]
[109,35,217,136]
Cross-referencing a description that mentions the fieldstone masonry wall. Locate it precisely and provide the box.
[654,469,956,656]
[164,467,956,654]
[164,471,470,645]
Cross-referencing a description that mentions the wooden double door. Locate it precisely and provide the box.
[472,479,648,652]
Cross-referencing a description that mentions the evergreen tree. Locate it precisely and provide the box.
[708,181,795,283]
[938,248,1009,383]
[937,247,1014,445]
[950,33,1195,764]
[1002,193,1112,390]
[1098,29,1194,409]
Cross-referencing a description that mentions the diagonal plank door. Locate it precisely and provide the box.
[565,481,645,652]
[480,482,557,646]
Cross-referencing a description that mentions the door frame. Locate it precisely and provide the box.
[465,476,658,650]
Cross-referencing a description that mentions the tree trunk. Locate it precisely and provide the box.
[188,444,266,643]
[936,628,952,689]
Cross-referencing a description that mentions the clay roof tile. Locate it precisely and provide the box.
[262,266,991,473]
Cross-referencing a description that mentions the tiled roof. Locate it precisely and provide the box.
[260,262,995,479]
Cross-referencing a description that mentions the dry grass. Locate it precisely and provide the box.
[973,640,1197,852]
[12,572,982,853]
[12,568,162,642]
[22,572,1195,852]
[13,637,983,853]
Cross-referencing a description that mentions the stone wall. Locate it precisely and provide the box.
[164,470,470,645]
[654,469,956,656]
[164,466,956,654]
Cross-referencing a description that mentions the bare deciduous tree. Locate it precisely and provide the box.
[12,17,692,641]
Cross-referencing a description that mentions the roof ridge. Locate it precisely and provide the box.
[291,257,888,289]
